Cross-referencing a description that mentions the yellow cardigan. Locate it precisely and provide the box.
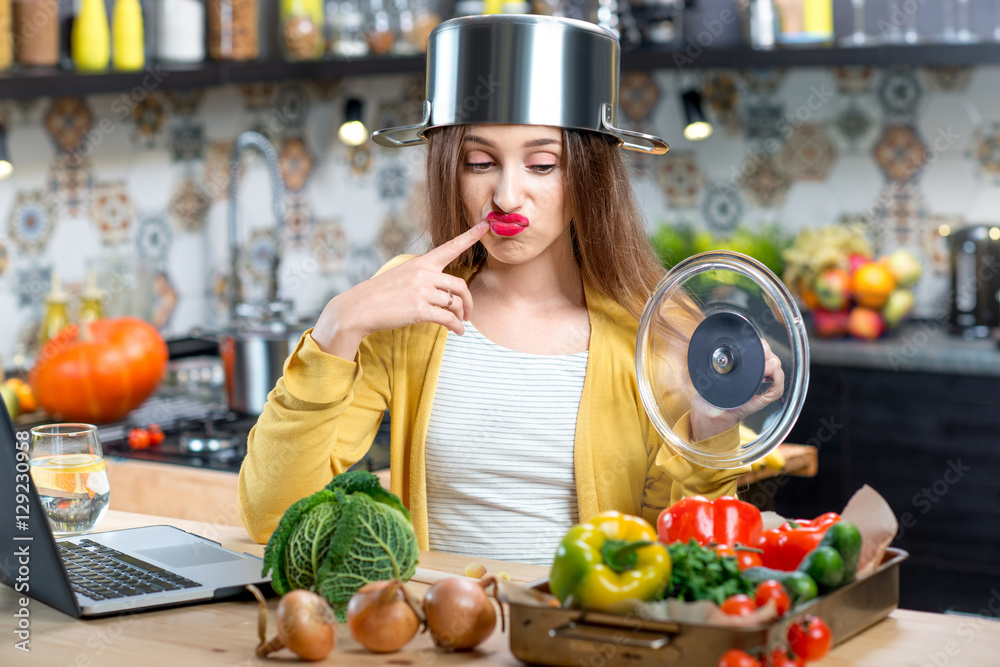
[238,258,750,546]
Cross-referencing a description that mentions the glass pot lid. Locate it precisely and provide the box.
[635,251,810,469]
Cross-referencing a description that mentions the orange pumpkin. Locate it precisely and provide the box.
[30,317,168,423]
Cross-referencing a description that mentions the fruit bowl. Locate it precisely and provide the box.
[782,226,922,341]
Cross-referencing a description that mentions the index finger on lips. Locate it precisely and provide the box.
[424,221,489,270]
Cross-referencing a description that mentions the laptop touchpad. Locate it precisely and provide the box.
[137,544,244,568]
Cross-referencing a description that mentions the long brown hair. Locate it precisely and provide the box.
[424,125,666,319]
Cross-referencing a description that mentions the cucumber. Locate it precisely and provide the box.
[743,567,819,605]
[819,520,862,583]
[798,545,844,592]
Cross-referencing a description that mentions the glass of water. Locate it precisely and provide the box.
[29,424,110,536]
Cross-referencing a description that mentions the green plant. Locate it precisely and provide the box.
[662,539,754,605]
[262,470,419,621]
[649,222,790,278]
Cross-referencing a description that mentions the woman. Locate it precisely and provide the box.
[239,17,783,564]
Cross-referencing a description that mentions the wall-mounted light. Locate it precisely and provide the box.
[681,90,713,142]
[0,125,13,181]
[338,98,368,147]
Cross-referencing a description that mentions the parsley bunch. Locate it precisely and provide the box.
[662,539,754,605]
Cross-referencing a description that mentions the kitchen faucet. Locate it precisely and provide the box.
[227,131,287,323]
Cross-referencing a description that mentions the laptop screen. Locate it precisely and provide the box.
[0,394,82,618]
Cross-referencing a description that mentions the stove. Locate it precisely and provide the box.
[15,355,391,475]
[92,395,390,475]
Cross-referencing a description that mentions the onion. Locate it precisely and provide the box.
[247,585,337,661]
[423,575,504,651]
[346,579,422,653]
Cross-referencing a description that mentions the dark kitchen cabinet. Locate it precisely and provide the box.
[778,364,1000,615]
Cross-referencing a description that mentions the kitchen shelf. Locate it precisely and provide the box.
[0,56,427,100]
[621,41,1000,70]
[1,42,997,100]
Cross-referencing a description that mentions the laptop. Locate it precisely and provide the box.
[0,395,271,617]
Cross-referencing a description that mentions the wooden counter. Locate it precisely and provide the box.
[102,443,818,525]
[2,511,998,666]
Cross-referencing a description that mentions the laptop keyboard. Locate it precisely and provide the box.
[58,539,202,601]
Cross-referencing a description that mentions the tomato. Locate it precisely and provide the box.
[714,544,764,571]
[127,428,151,450]
[718,648,761,667]
[787,615,833,662]
[765,647,804,667]
[147,423,165,446]
[719,594,757,617]
[754,580,792,616]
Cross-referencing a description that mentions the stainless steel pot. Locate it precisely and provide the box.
[219,325,304,415]
[372,14,669,154]
[193,317,305,416]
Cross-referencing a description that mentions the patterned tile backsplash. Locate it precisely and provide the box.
[0,65,996,364]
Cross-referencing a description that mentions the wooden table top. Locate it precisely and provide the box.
[2,510,997,666]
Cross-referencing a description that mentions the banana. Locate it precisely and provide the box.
[751,448,787,472]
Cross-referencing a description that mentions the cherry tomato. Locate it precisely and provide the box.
[754,580,792,616]
[765,647,804,667]
[718,648,761,667]
[127,428,151,450]
[787,615,833,662]
[147,423,165,446]
[714,544,764,571]
[720,593,758,617]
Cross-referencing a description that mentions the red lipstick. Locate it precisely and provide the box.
[487,212,529,237]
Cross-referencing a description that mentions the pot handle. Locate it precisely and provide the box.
[187,325,226,342]
[371,101,433,148]
[601,103,670,155]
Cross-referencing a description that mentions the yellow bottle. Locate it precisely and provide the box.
[79,271,105,325]
[39,272,70,348]
[803,0,833,41]
[72,0,110,72]
[112,0,145,70]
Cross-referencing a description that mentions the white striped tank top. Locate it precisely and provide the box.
[424,322,588,565]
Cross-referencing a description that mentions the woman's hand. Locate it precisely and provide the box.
[311,221,490,359]
[689,338,786,442]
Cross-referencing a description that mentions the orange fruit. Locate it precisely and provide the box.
[14,382,36,413]
[799,284,820,311]
[851,262,896,309]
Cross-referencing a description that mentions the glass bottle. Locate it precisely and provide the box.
[39,273,70,348]
[0,0,13,71]
[157,0,205,63]
[399,0,437,53]
[71,0,110,71]
[839,0,878,46]
[280,0,324,60]
[365,0,395,55]
[78,272,105,325]
[13,0,60,66]
[955,0,976,42]
[111,0,144,70]
[327,0,367,56]
[208,0,260,61]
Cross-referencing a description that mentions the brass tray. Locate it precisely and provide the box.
[507,547,909,666]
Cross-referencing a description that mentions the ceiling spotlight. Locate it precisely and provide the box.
[0,125,13,180]
[338,98,368,147]
[682,90,713,142]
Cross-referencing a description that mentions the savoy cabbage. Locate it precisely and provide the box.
[262,470,419,620]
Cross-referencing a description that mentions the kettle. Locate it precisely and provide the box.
[948,225,1000,339]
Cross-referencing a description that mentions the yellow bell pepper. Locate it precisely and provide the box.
[549,511,671,611]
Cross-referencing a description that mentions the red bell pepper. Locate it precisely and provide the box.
[657,495,764,553]
[758,512,841,571]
